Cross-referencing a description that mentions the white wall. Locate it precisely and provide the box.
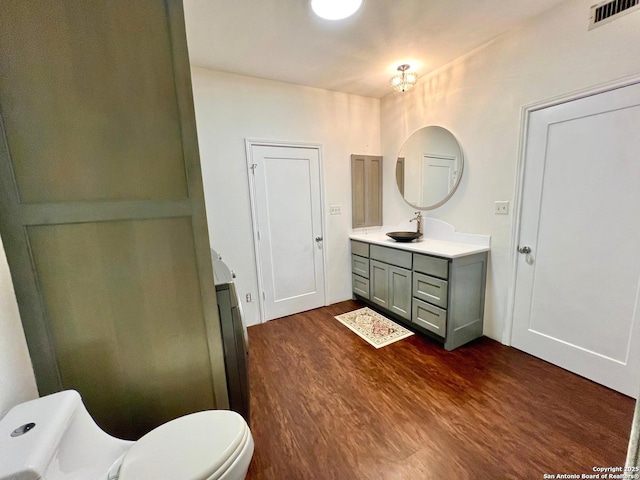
[381,0,640,341]
[191,68,381,326]
[0,237,37,418]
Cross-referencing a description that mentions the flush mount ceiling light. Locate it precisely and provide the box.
[389,64,418,93]
[311,0,363,20]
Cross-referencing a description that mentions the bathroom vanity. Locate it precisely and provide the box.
[350,221,489,350]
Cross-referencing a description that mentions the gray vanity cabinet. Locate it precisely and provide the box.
[350,239,487,350]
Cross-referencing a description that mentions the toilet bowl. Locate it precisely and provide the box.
[0,390,254,480]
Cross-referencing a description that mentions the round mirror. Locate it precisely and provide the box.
[395,126,463,210]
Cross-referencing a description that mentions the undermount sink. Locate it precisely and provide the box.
[386,231,423,242]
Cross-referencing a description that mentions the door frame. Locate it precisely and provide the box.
[502,73,640,346]
[244,139,328,324]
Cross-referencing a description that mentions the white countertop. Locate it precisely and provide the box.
[349,231,489,258]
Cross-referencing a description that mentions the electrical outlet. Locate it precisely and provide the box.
[330,205,342,215]
[494,201,510,215]
[245,293,252,302]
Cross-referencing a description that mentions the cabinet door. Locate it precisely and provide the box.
[366,156,383,226]
[351,155,382,228]
[351,156,367,227]
[370,260,389,308]
[388,266,412,320]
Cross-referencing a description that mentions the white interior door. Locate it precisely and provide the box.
[512,82,640,397]
[421,155,455,207]
[249,143,326,321]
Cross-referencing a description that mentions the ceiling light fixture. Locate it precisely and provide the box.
[389,64,418,92]
[311,0,363,20]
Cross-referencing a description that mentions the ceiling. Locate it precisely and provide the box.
[183,0,568,99]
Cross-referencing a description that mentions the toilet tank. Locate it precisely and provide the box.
[0,390,131,480]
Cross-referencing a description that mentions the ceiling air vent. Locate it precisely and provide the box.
[589,0,640,29]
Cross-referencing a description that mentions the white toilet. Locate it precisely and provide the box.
[0,390,254,480]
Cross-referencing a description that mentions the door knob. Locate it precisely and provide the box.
[315,237,323,242]
[517,245,532,254]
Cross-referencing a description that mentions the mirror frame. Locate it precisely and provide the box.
[396,126,464,210]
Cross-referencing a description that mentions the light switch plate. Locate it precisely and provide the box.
[330,205,341,215]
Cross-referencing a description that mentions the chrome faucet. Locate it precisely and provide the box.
[410,211,423,234]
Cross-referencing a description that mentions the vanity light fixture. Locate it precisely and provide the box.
[310,0,363,20]
[389,64,418,92]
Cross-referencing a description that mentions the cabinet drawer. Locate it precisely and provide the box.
[412,298,447,337]
[351,254,369,278]
[413,272,448,309]
[370,245,412,269]
[351,240,370,258]
[413,253,449,280]
[352,273,370,299]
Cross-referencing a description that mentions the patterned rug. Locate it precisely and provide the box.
[334,307,414,349]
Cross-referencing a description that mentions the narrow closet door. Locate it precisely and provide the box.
[0,0,228,439]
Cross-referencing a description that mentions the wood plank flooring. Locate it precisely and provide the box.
[245,301,634,479]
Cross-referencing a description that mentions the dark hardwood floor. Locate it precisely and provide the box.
[245,300,634,479]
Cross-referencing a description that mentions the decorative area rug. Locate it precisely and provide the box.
[334,307,414,349]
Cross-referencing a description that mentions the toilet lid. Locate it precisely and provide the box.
[118,410,248,480]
